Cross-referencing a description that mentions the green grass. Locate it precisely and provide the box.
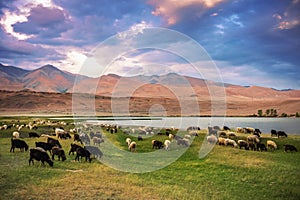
[0,117,299,199]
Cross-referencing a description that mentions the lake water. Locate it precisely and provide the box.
[75,117,300,135]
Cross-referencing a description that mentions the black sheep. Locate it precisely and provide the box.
[85,146,103,159]
[277,131,288,138]
[257,143,267,151]
[52,146,66,161]
[284,144,297,152]
[47,137,62,148]
[152,140,163,149]
[271,129,277,137]
[75,146,91,162]
[28,132,40,138]
[36,142,56,153]
[29,147,53,167]
[10,138,29,152]
[69,143,82,155]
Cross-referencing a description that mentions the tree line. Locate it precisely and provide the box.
[256,109,300,117]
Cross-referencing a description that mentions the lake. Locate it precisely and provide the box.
[75,117,300,135]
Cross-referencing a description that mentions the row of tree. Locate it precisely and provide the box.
[257,109,300,117]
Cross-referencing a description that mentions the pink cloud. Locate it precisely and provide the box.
[147,0,225,25]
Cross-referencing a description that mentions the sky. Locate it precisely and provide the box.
[0,0,299,89]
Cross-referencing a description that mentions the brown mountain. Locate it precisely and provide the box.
[0,63,299,116]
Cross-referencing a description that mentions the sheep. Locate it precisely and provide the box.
[237,140,249,150]
[218,137,226,145]
[12,131,20,139]
[218,131,227,138]
[208,127,218,136]
[257,143,267,151]
[73,133,83,144]
[58,132,71,139]
[85,146,103,159]
[177,138,190,147]
[164,140,171,150]
[169,134,175,140]
[283,144,297,152]
[126,138,132,146]
[223,126,230,131]
[152,140,164,149]
[184,134,191,140]
[35,142,56,153]
[55,128,65,135]
[236,127,243,133]
[228,132,237,139]
[247,135,260,143]
[128,141,137,152]
[75,146,91,162]
[206,135,217,144]
[224,139,238,148]
[10,138,29,152]
[277,131,288,138]
[47,137,62,148]
[93,137,104,146]
[248,142,257,151]
[28,132,40,138]
[51,146,66,161]
[69,143,82,155]
[271,129,277,137]
[29,147,53,167]
[138,135,143,141]
[267,140,277,150]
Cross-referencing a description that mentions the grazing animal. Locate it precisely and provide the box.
[29,148,53,167]
[257,143,267,151]
[73,133,83,144]
[218,131,227,138]
[267,140,277,150]
[85,146,103,158]
[206,135,217,144]
[184,134,191,140]
[271,129,277,137]
[12,131,20,138]
[284,144,297,152]
[93,137,104,146]
[51,146,66,161]
[208,127,218,136]
[228,132,237,139]
[58,132,71,139]
[247,135,260,143]
[138,135,143,141]
[10,138,29,152]
[75,146,91,162]
[69,143,82,155]
[128,141,137,152]
[126,138,132,146]
[169,134,175,140]
[218,138,226,145]
[164,140,171,150]
[152,140,164,149]
[277,131,288,138]
[35,142,56,153]
[254,128,262,135]
[28,132,40,138]
[47,137,62,148]
[177,138,190,147]
[223,126,230,131]
[224,139,238,148]
[248,142,257,151]
[238,140,249,150]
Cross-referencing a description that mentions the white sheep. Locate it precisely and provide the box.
[267,140,277,150]
[128,141,137,152]
[169,134,174,140]
[247,135,260,143]
[225,138,238,148]
[12,131,20,138]
[206,135,217,144]
[126,138,131,146]
[184,134,191,140]
[164,140,171,150]
[55,128,65,135]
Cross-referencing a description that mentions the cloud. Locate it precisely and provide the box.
[147,0,225,25]
[273,0,300,30]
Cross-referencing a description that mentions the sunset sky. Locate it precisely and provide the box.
[0,0,299,89]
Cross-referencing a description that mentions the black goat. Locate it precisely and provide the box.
[10,138,29,152]
[36,142,56,153]
[52,146,66,161]
[75,146,91,163]
[47,137,62,148]
[28,132,40,138]
[29,147,53,167]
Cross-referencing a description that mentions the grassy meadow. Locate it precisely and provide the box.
[0,116,299,200]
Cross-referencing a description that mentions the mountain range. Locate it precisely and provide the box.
[0,63,299,116]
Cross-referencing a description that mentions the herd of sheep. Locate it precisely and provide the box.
[1,119,298,168]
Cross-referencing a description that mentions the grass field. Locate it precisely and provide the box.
[0,117,299,200]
